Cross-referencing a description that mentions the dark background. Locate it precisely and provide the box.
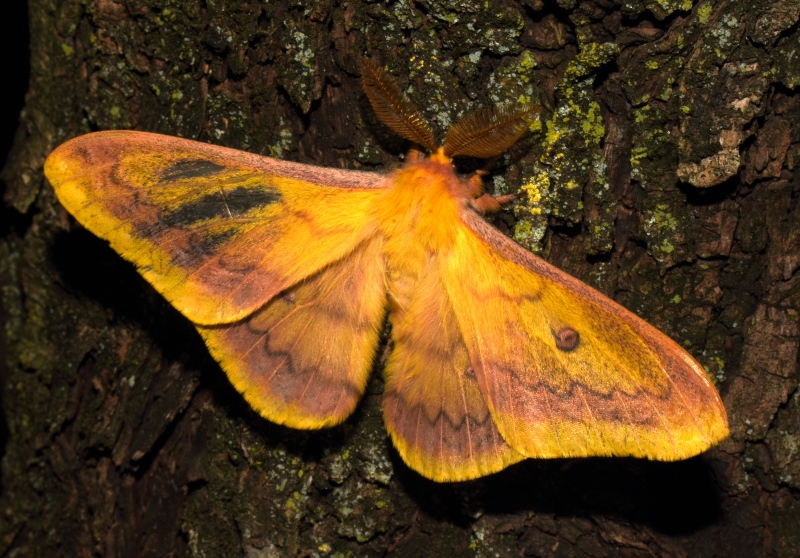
[0,3,28,172]
[1,1,799,556]
[0,0,28,470]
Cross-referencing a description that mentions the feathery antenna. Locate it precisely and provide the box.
[442,105,540,158]
[360,58,437,152]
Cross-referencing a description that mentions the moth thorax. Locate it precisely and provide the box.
[378,163,461,251]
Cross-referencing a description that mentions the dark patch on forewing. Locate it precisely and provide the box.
[192,228,239,254]
[225,186,282,216]
[160,185,282,228]
[160,159,226,181]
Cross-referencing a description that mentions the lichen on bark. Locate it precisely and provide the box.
[2,0,800,557]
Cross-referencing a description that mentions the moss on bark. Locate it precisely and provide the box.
[2,0,800,556]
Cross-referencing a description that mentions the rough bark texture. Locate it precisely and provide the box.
[2,0,799,556]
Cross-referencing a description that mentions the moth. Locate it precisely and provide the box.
[44,59,728,482]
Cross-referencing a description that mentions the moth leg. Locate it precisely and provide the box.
[405,146,425,164]
[465,172,486,198]
[465,156,502,198]
[470,193,517,214]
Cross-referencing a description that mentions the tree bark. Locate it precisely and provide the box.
[2,0,799,556]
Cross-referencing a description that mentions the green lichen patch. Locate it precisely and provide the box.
[180,413,321,555]
[619,3,758,185]
[205,85,252,148]
[671,3,770,168]
[486,50,540,107]
[626,98,696,268]
[361,2,526,143]
[276,18,325,114]
[334,483,393,543]
[641,196,692,268]
[514,42,617,253]
[621,0,694,19]
[771,30,800,89]
[177,377,397,556]
[406,50,464,133]
[426,2,525,56]
[765,390,800,490]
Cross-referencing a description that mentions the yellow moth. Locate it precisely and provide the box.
[44,59,729,481]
